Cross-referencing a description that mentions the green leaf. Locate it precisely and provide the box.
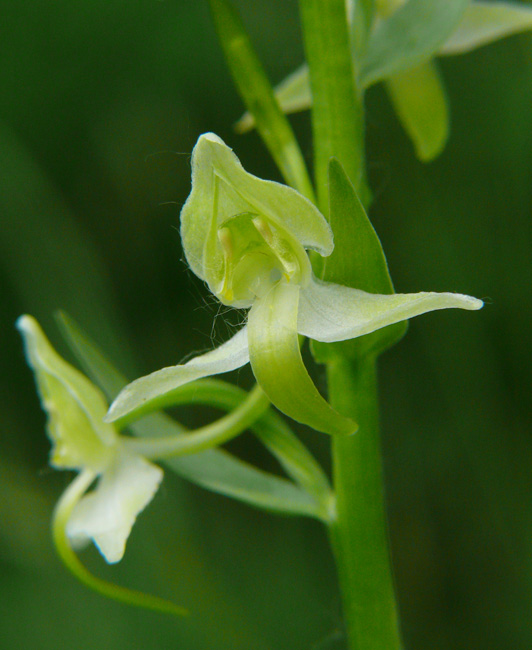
[208,0,315,201]
[361,0,469,87]
[312,160,407,361]
[440,1,532,56]
[322,160,394,294]
[385,59,449,161]
[247,280,358,435]
[57,312,325,520]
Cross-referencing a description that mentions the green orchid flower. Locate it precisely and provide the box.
[106,133,482,436]
[17,315,163,565]
[237,0,532,160]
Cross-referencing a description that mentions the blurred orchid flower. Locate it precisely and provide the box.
[237,0,532,160]
[106,134,482,436]
[17,315,162,564]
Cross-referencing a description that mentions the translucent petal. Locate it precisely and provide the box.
[385,60,449,162]
[180,133,333,289]
[248,280,357,436]
[106,327,250,423]
[440,1,532,56]
[361,0,469,87]
[298,278,483,343]
[66,451,163,563]
[17,315,116,471]
[236,64,312,132]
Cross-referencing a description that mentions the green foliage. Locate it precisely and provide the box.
[312,160,407,363]
[2,1,532,649]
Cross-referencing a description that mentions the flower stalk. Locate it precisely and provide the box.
[299,1,401,648]
[52,470,187,617]
[328,356,402,650]
[298,0,367,211]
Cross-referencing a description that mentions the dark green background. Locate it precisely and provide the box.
[1,2,531,648]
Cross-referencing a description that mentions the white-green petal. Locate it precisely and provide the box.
[297,277,483,343]
[440,1,532,56]
[180,133,333,288]
[360,0,469,87]
[17,315,116,471]
[106,327,250,423]
[385,60,449,162]
[236,64,312,131]
[66,451,163,564]
[247,280,357,436]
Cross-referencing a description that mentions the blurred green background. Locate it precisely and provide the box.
[1,1,532,648]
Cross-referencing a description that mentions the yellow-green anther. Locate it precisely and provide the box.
[251,215,273,245]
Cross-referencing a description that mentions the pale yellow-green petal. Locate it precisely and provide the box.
[247,280,357,436]
[106,326,250,425]
[360,0,469,87]
[17,315,116,471]
[440,1,532,56]
[385,60,449,161]
[298,277,482,343]
[66,451,163,563]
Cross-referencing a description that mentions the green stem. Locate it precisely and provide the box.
[327,356,402,650]
[121,378,333,518]
[298,0,366,213]
[123,384,269,459]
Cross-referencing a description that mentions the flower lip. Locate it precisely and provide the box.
[17,314,164,565]
[214,210,312,308]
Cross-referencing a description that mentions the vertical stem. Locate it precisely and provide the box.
[298,0,366,213]
[327,356,402,650]
[299,1,400,647]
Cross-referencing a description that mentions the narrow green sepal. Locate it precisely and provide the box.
[312,159,406,363]
[235,64,312,133]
